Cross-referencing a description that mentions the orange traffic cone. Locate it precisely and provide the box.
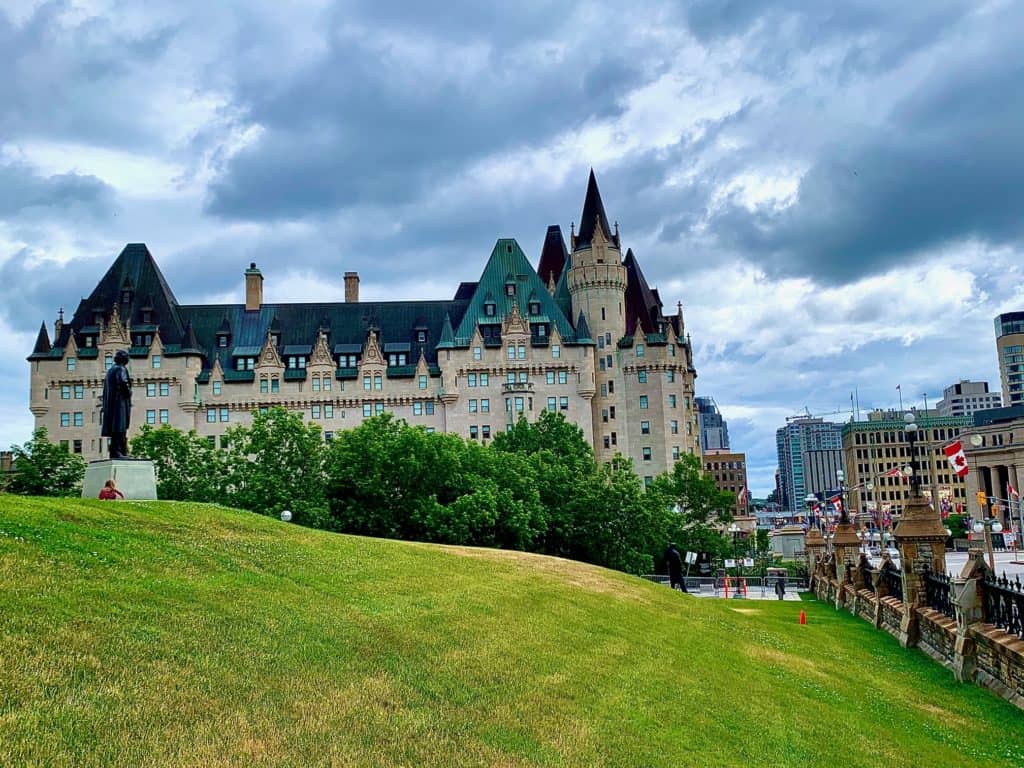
[799,610,807,625]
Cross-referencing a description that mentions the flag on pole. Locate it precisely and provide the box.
[829,494,843,515]
[943,440,969,478]
[882,466,905,480]
[1008,481,1019,499]
[738,486,749,505]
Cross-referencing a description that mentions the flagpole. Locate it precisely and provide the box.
[897,385,903,413]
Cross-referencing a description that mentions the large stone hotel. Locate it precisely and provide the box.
[27,172,700,481]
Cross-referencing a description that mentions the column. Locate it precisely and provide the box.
[893,493,949,649]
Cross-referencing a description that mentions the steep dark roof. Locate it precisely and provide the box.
[623,248,665,337]
[574,169,619,251]
[437,313,455,349]
[537,225,568,286]
[61,243,185,349]
[28,322,51,359]
[453,239,581,346]
[574,311,593,343]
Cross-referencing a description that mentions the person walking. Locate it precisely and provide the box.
[774,576,786,600]
[98,479,124,500]
[665,543,686,592]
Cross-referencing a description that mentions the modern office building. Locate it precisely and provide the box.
[696,396,729,452]
[775,417,844,512]
[842,409,973,521]
[936,380,1001,417]
[995,312,1024,408]
[26,171,702,480]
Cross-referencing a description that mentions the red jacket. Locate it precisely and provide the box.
[98,487,124,500]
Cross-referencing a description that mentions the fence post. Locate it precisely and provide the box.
[892,493,948,649]
[951,550,991,683]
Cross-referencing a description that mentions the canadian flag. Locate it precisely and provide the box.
[1008,482,1019,499]
[738,486,749,505]
[943,440,970,478]
[829,494,843,514]
[883,466,905,478]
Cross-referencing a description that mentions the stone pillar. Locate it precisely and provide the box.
[893,493,949,649]
[805,528,825,579]
[951,550,992,683]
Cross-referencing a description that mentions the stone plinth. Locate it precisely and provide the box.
[805,528,826,574]
[82,460,157,500]
[832,522,861,581]
[893,493,948,648]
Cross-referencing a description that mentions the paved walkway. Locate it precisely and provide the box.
[869,550,1024,578]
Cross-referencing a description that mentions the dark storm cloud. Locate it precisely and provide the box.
[205,6,661,220]
[705,37,1024,283]
[0,248,113,332]
[0,161,116,219]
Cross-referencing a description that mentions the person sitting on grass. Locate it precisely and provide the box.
[98,479,124,500]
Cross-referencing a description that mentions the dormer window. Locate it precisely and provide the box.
[484,302,496,317]
[93,311,104,324]
[387,353,408,366]
[287,356,307,369]
[270,333,280,347]
[142,310,153,324]
[121,290,133,304]
[528,301,540,315]
[532,323,547,338]
[417,330,426,343]
[84,335,95,348]
[133,333,153,347]
[505,283,516,297]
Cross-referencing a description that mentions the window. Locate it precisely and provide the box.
[608,381,614,394]
[600,384,607,397]
[546,371,555,385]
[473,347,482,360]
[73,412,84,427]
[374,375,382,391]
[219,408,229,423]
[469,399,478,413]
[74,385,84,399]
[480,399,489,413]
[609,406,615,419]
[387,353,408,366]
[425,402,435,415]
[602,409,608,423]
[160,409,169,424]
[470,425,479,440]
[418,375,427,390]
[636,344,645,358]
[312,405,322,419]
[603,436,610,449]
[484,302,496,317]
[547,397,557,412]
[67,358,76,371]
[671,419,679,435]
[414,402,424,416]
[61,385,71,400]
[558,371,567,385]
[468,373,477,387]
[640,396,649,410]
[600,358,606,371]
[606,355,612,369]
[517,345,526,360]
[644,476,653,488]
[207,408,216,423]
[517,371,528,384]
[146,409,156,425]
[668,344,675,357]
[312,376,321,392]
[482,425,490,439]
[552,345,560,358]
[363,376,371,391]
[271,378,280,393]
[417,330,427,343]
[642,447,652,461]
[105,355,113,370]
[152,355,161,369]
[206,436,215,447]
[535,324,547,338]
[325,405,333,419]
[60,412,70,427]
[598,336,605,349]
[638,371,647,384]
[147,383,157,397]
[559,397,569,411]
[218,335,228,348]
[641,421,650,435]
[507,346,516,360]
[514,397,525,412]
[601,307,606,321]
[667,371,675,383]
[363,404,372,418]
[505,282,516,297]
[160,382,169,397]
[529,301,540,315]
[73,439,82,454]
[375,403,385,415]
[480,373,489,387]
[261,379,269,394]
[669,394,677,408]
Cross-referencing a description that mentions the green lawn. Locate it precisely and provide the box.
[0,495,1021,767]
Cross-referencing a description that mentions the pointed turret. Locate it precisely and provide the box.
[180,321,204,356]
[537,225,569,287]
[574,311,594,344]
[33,322,51,354]
[574,169,619,251]
[436,313,455,349]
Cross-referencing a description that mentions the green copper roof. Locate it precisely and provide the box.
[453,239,578,346]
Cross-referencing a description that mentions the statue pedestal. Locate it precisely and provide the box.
[82,460,157,500]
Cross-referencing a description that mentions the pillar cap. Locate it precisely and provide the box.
[893,494,949,541]
[832,522,860,547]
[805,528,825,546]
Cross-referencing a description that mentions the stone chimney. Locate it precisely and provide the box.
[344,271,359,303]
[245,263,263,312]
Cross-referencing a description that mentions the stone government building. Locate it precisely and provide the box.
[27,172,701,482]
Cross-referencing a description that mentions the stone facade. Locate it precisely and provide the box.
[26,172,701,474]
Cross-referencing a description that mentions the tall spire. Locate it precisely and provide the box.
[437,313,455,349]
[32,322,51,354]
[574,169,618,251]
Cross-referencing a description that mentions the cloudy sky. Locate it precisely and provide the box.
[2,0,1023,495]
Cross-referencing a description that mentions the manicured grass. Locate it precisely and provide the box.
[0,495,1021,767]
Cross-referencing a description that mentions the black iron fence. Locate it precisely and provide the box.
[880,567,903,602]
[981,573,1024,639]
[923,569,955,619]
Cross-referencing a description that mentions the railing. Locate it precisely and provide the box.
[923,569,955,619]
[641,575,809,595]
[859,562,875,593]
[981,572,1024,639]
[880,567,904,602]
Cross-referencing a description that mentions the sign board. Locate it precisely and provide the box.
[685,551,697,564]
[724,559,736,568]
[743,558,754,567]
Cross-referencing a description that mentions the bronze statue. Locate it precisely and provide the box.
[101,349,132,459]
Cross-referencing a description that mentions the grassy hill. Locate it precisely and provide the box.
[0,496,1021,767]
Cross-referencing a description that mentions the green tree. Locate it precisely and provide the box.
[130,424,227,502]
[223,408,329,527]
[6,428,86,497]
[945,513,969,540]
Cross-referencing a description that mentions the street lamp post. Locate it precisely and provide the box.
[973,518,1003,572]
[903,412,921,497]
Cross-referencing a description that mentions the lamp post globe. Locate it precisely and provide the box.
[280,510,293,522]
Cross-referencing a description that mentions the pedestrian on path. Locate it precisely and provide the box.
[774,577,786,600]
[665,543,686,592]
